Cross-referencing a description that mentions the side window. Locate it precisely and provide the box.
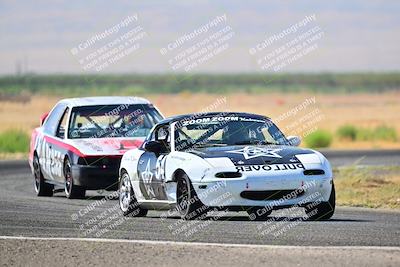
[56,108,69,139]
[43,104,67,136]
[156,127,169,142]
[155,125,171,152]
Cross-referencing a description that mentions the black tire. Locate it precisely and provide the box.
[176,173,208,220]
[306,183,336,221]
[247,207,272,221]
[33,154,53,197]
[119,170,148,217]
[64,158,85,199]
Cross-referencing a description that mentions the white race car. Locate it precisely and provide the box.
[119,112,335,220]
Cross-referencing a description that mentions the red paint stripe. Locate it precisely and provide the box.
[44,135,85,157]
[83,155,123,159]
[43,136,141,158]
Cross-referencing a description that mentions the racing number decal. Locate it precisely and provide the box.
[137,153,168,200]
[36,135,64,181]
[155,155,167,181]
[46,142,63,179]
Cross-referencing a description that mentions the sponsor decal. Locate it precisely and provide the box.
[170,155,186,161]
[80,140,104,152]
[182,116,239,126]
[73,139,142,155]
[236,163,305,172]
[238,117,265,122]
[227,146,283,159]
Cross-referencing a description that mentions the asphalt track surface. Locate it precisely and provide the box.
[0,150,399,266]
[320,149,400,167]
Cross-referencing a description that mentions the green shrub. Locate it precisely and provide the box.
[337,125,357,140]
[355,128,374,141]
[304,130,333,148]
[374,125,397,141]
[0,129,30,153]
[338,125,398,142]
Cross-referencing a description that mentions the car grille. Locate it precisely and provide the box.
[78,156,122,167]
[240,189,305,201]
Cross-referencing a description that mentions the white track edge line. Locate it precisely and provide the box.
[0,236,399,251]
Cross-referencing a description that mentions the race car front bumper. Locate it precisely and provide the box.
[192,174,333,209]
[71,165,119,190]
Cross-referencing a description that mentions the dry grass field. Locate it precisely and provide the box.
[334,166,400,209]
[0,91,399,149]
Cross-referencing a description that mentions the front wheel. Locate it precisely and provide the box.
[119,170,148,217]
[176,173,207,220]
[64,158,85,199]
[33,154,53,196]
[306,183,335,221]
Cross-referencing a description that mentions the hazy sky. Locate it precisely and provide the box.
[0,0,399,74]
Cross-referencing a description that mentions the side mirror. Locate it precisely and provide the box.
[40,112,49,126]
[287,136,301,146]
[143,141,163,153]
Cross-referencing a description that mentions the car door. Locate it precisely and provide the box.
[39,104,68,181]
[52,107,70,182]
[137,125,170,200]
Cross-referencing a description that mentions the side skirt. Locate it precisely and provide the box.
[138,200,176,210]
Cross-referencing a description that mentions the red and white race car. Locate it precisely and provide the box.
[29,96,163,199]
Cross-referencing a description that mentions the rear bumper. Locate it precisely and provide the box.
[71,165,119,190]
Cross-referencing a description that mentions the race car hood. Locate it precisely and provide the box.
[66,137,145,156]
[188,145,315,166]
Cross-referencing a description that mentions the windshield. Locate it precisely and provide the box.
[174,115,288,151]
[68,104,162,139]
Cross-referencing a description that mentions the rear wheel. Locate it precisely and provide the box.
[119,170,148,217]
[176,173,207,220]
[306,183,335,221]
[33,154,53,197]
[64,158,85,199]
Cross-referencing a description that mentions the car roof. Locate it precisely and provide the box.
[158,112,271,125]
[58,96,152,107]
